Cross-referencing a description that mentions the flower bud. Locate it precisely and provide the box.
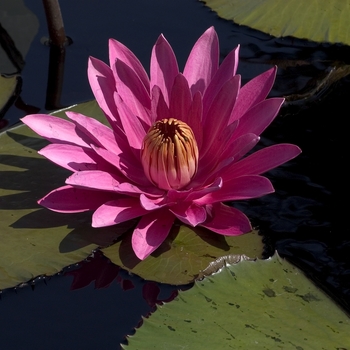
[141,118,198,190]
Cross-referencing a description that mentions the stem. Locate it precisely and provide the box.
[42,0,67,47]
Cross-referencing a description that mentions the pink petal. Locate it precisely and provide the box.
[187,177,222,201]
[151,85,170,123]
[150,34,179,105]
[66,111,121,155]
[113,93,146,151]
[201,203,252,235]
[39,144,101,172]
[194,175,274,205]
[198,133,259,183]
[200,75,240,158]
[140,194,169,210]
[220,133,260,164]
[230,66,277,123]
[21,114,90,148]
[166,187,193,202]
[113,59,151,126]
[203,45,240,116]
[65,170,125,191]
[195,122,238,182]
[233,98,284,139]
[183,27,219,95]
[169,74,192,121]
[91,145,149,186]
[170,203,207,227]
[132,209,175,260]
[109,38,150,91]
[92,197,148,227]
[186,91,203,149]
[223,144,302,180]
[38,185,117,213]
[117,183,163,197]
[87,57,120,130]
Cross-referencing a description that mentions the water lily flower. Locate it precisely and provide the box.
[22,27,301,260]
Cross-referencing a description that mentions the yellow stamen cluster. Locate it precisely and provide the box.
[141,118,199,190]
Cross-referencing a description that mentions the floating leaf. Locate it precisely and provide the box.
[202,0,350,46]
[0,75,20,118]
[102,225,264,285]
[0,101,126,290]
[123,253,350,349]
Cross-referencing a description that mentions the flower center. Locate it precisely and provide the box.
[141,118,199,190]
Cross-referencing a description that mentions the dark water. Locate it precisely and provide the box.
[0,0,348,348]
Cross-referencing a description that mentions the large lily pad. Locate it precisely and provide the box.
[202,0,350,46]
[102,225,263,285]
[124,253,350,349]
[0,101,125,290]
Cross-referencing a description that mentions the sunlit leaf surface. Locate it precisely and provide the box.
[124,253,350,349]
[202,0,350,46]
[0,101,124,290]
[102,225,263,285]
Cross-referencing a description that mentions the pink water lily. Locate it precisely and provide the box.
[22,27,301,260]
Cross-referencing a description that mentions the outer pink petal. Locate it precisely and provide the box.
[21,114,90,148]
[132,209,175,260]
[203,45,240,116]
[113,59,151,126]
[109,38,150,91]
[183,27,219,95]
[194,175,274,205]
[87,57,120,129]
[65,170,125,191]
[92,197,148,227]
[230,66,277,123]
[39,144,101,172]
[233,98,284,139]
[67,170,161,197]
[201,203,252,235]
[38,185,117,213]
[222,144,302,180]
[150,34,179,105]
[170,204,207,227]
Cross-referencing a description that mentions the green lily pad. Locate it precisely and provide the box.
[202,0,350,46]
[102,225,264,285]
[0,75,20,117]
[123,253,350,349]
[0,101,125,290]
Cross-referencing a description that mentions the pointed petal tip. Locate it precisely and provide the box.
[155,33,167,44]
